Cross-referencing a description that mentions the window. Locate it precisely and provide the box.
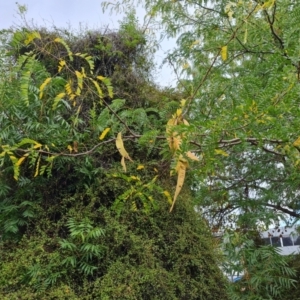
[282,237,293,246]
[271,237,281,247]
[263,238,271,245]
[293,236,300,246]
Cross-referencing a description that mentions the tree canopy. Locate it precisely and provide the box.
[102,0,300,228]
[1,0,300,298]
[0,9,228,299]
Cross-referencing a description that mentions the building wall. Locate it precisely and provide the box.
[261,226,300,256]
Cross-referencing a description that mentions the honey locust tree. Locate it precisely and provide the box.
[0,11,228,299]
[103,0,300,234]
[103,0,300,298]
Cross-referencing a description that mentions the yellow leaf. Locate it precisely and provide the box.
[293,137,300,147]
[54,37,73,61]
[163,190,173,205]
[116,132,133,172]
[189,40,200,48]
[121,156,127,172]
[99,128,110,140]
[16,156,26,166]
[75,71,83,95]
[97,76,114,98]
[227,10,234,20]
[148,196,154,202]
[151,175,158,183]
[170,135,182,152]
[137,165,144,170]
[34,155,41,177]
[58,60,66,73]
[176,155,188,171]
[65,80,73,95]
[183,119,189,126]
[262,0,275,9]
[166,117,178,130]
[116,132,132,161]
[33,143,42,149]
[130,176,140,181]
[182,62,190,69]
[81,67,86,78]
[243,27,248,44]
[176,108,182,117]
[166,118,182,151]
[170,160,187,212]
[221,46,228,61]
[180,99,186,107]
[186,151,200,161]
[39,77,52,99]
[67,145,73,153]
[24,31,41,45]
[52,92,66,110]
[215,149,229,157]
[90,79,103,99]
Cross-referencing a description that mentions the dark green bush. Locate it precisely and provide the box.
[0,191,228,299]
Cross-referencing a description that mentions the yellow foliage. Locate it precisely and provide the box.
[170,158,188,212]
[24,31,41,45]
[163,190,173,204]
[221,46,228,61]
[52,92,66,110]
[189,40,200,48]
[39,78,52,99]
[16,156,27,167]
[33,143,42,149]
[182,62,190,69]
[58,60,66,73]
[215,149,229,157]
[75,71,84,95]
[99,128,110,140]
[186,151,200,161]
[180,99,186,107]
[90,79,103,101]
[54,37,73,61]
[65,80,73,95]
[34,155,41,177]
[261,0,275,9]
[116,132,133,172]
[165,101,201,211]
[293,137,300,148]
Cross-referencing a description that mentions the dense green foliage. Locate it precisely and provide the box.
[0,10,227,299]
[223,231,296,299]
[3,0,300,297]
[103,0,300,298]
[0,193,227,299]
[277,252,300,300]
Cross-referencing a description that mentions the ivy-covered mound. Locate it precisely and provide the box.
[0,14,228,300]
[0,192,228,299]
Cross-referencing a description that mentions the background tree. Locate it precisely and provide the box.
[103,0,300,297]
[115,0,300,228]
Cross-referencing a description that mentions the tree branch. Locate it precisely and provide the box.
[265,203,300,218]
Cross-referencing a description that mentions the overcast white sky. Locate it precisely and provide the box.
[0,0,176,86]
